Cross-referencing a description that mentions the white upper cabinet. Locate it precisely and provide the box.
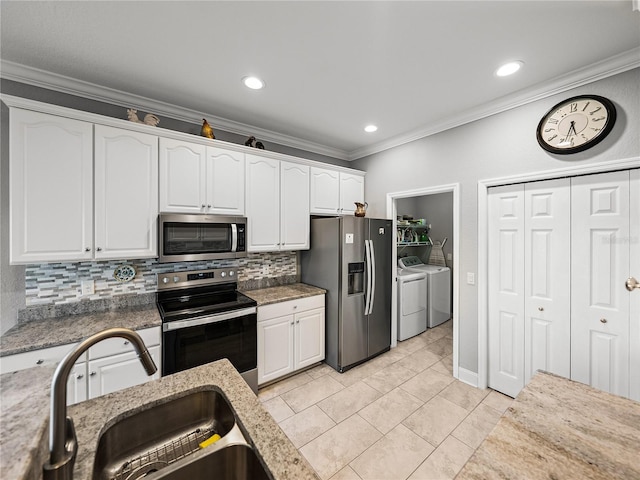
[10,109,94,264]
[159,139,245,215]
[159,138,207,213]
[94,125,158,259]
[245,155,281,251]
[245,155,309,252]
[310,166,365,215]
[206,147,245,215]
[280,161,310,250]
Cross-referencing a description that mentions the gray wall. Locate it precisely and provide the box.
[353,68,640,375]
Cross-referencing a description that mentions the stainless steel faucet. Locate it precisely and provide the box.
[43,327,158,480]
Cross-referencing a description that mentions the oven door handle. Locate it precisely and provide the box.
[162,307,256,332]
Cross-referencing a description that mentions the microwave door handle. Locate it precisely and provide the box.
[231,224,238,252]
[369,240,376,315]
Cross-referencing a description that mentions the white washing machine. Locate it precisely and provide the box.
[398,256,451,328]
[396,268,427,341]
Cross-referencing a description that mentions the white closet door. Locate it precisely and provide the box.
[571,170,631,398]
[629,169,640,402]
[524,179,571,383]
[488,184,525,397]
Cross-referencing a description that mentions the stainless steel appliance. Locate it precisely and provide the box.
[158,213,247,263]
[156,268,258,393]
[301,216,392,372]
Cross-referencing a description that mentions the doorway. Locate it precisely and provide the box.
[386,184,460,380]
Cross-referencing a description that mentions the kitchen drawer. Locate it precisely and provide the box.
[88,326,161,360]
[0,343,86,374]
[258,295,325,322]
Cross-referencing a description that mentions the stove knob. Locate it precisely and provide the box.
[162,277,169,284]
[173,276,180,283]
[229,271,234,277]
[220,272,226,278]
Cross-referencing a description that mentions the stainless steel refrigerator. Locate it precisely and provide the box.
[301,216,392,372]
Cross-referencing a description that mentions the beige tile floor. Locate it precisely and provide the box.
[258,320,513,480]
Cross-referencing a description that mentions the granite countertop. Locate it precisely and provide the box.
[457,371,640,479]
[0,304,162,357]
[242,283,325,306]
[1,359,319,480]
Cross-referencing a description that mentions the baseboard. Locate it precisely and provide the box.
[457,367,479,388]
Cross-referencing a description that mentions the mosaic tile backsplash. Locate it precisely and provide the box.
[24,252,298,307]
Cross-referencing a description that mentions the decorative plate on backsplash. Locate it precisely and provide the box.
[113,265,136,283]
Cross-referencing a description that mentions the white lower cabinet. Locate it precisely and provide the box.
[257,295,325,385]
[0,326,161,405]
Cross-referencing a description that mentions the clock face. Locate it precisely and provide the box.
[536,95,616,154]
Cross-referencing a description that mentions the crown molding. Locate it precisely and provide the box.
[347,47,640,161]
[3,47,639,163]
[0,60,349,161]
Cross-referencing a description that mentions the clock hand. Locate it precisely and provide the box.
[564,120,577,142]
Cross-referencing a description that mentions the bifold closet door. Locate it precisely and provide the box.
[570,170,635,398]
[488,179,570,398]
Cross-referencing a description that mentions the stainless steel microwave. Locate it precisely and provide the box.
[158,213,247,263]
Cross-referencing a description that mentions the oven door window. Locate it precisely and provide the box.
[163,222,232,255]
[163,315,257,375]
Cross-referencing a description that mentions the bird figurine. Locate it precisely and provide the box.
[126,108,160,126]
[201,118,215,139]
[244,135,265,149]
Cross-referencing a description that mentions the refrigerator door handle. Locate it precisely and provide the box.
[369,239,376,315]
[364,239,372,315]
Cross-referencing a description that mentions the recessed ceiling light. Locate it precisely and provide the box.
[364,125,378,133]
[495,61,524,77]
[242,76,265,90]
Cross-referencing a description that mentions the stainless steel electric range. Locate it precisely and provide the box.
[156,268,258,393]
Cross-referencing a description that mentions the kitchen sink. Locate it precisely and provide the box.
[92,389,249,480]
[145,444,271,480]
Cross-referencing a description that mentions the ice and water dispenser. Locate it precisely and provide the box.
[348,262,365,295]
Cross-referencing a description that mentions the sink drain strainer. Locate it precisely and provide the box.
[111,427,216,480]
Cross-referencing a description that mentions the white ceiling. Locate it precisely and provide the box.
[1,1,639,161]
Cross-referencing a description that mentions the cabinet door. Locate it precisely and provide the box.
[159,138,206,213]
[339,173,365,215]
[246,154,280,252]
[310,167,340,215]
[280,161,310,250]
[88,345,160,399]
[94,125,158,259]
[206,147,245,215]
[488,184,525,398]
[67,362,87,406]
[571,171,631,398]
[10,109,93,263]
[257,315,295,385]
[295,307,325,369]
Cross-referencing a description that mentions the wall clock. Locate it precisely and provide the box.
[536,95,616,154]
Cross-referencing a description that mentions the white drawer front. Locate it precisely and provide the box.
[88,326,161,360]
[0,343,86,374]
[258,295,325,322]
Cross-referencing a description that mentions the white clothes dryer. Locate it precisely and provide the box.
[398,256,451,328]
[396,268,427,341]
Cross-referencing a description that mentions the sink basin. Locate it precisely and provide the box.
[92,389,239,480]
[146,444,271,480]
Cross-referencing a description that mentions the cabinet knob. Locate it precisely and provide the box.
[123,340,130,346]
[90,371,96,376]
[36,359,44,365]
[85,247,91,252]
[296,320,300,324]
[201,204,206,208]
[290,321,294,326]
[96,247,102,252]
[293,305,297,309]
[538,307,544,312]
[600,318,608,323]
[207,204,212,208]
[76,374,84,380]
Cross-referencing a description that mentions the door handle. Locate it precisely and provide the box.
[625,277,640,291]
